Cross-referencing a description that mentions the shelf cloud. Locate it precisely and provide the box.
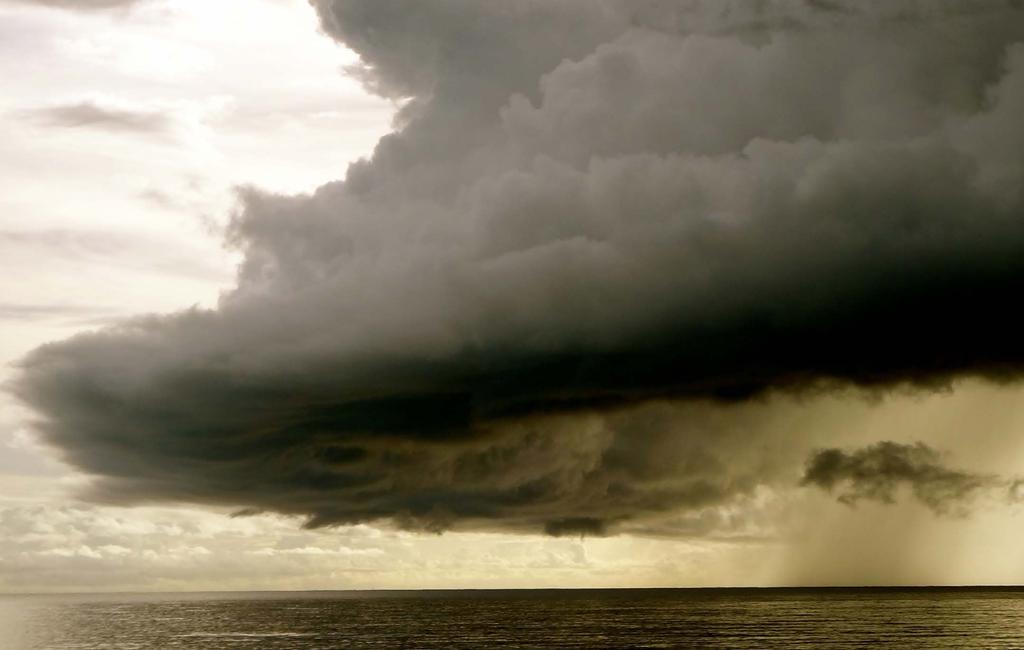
[14,0,1024,535]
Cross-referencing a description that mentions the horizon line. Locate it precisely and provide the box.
[6,584,1024,598]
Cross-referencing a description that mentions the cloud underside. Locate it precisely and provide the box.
[14,1,1024,535]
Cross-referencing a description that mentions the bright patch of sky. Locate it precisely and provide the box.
[0,0,394,590]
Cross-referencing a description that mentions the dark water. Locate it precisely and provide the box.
[3,587,1024,649]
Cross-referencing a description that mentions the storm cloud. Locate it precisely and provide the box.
[801,442,1000,515]
[14,1,1024,534]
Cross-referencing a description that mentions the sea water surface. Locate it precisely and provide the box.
[2,587,1023,649]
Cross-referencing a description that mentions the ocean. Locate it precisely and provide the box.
[2,587,1023,649]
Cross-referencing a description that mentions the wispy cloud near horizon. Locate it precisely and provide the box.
[17,100,173,134]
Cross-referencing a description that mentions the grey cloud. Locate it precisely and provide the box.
[14,1,1024,535]
[544,518,608,538]
[19,101,171,134]
[35,402,775,536]
[801,442,1001,514]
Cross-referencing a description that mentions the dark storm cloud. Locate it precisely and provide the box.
[14,1,1024,534]
[19,101,171,134]
[801,442,999,514]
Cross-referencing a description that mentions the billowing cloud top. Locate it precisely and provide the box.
[15,0,1024,535]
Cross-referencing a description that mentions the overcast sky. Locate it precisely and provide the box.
[3,0,1024,593]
